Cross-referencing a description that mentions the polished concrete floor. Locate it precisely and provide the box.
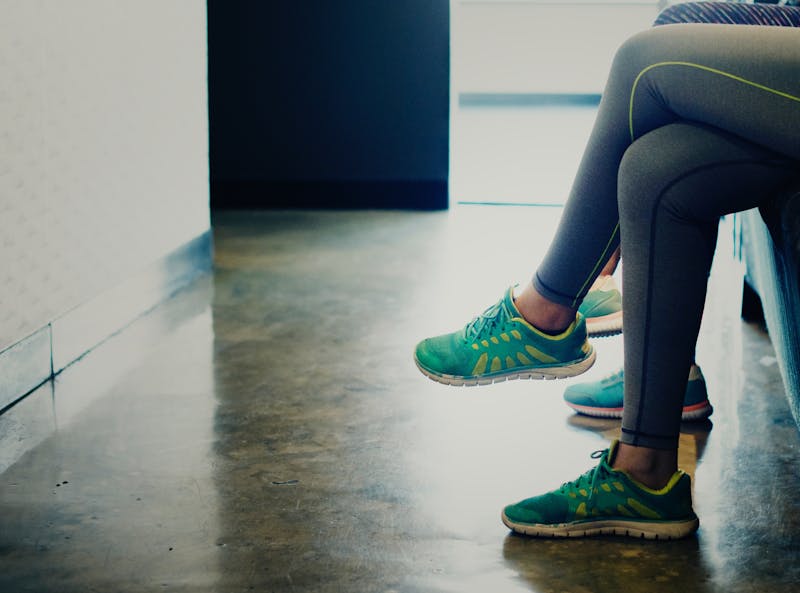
[1,208,800,592]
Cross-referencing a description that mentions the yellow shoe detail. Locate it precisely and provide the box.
[579,488,588,497]
[513,315,577,339]
[505,356,516,368]
[581,341,591,354]
[490,357,502,373]
[627,498,661,519]
[575,502,587,518]
[472,353,488,376]
[617,504,635,517]
[471,343,479,351]
[511,330,522,340]
[516,353,532,365]
[601,483,612,493]
[481,340,490,348]
[501,333,511,342]
[612,481,625,492]
[621,469,686,494]
[490,336,500,345]
[568,492,577,499]
[524,345,558,364]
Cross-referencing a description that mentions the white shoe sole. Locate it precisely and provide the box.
[566,399,713,421]
[502,511,699,540]
[585,311,623,338]
[415,347,596,387]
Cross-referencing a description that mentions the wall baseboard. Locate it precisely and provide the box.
[0,327,52,413]
[211,180,448,210]
[0,231,213,413]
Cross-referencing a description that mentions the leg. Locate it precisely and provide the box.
[416,24,800,390]
[500,26,800,539]
[598,247,621,278]
[503,124,796,539]
[615,123,796,485]
[576,246,624,338]
[532,24,800,311]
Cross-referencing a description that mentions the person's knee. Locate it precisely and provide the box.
[617,130,678,225]
[611,26,671,78]
[613,28,652,68]
[619,123,782,226]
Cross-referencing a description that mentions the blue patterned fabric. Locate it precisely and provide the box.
[655,2,800,27]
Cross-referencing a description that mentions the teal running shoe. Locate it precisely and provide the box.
[578,275,622,338]
[502,441,699,539]
[563,364,713,421]
[414,287,595,386]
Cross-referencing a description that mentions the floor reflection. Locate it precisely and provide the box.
[503,532,713,593]
[0,286,222,592]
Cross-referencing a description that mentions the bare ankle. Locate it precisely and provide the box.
[514,283,576,333]
[612,443,678,490]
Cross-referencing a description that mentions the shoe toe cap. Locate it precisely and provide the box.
[414,333,467,374]
[503,494,567,526]
[563,386,597,406]
[563,378,623,408]
[503,503,547,526]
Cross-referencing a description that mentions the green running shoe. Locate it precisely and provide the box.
[414,287,595,386]
[564,364,713,421]
[578,275,623,338]
[502,441,699,539]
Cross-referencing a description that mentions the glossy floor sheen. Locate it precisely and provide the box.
[1,208,800,593]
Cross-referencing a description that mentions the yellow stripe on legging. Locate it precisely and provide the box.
[571,222,620,308]
[629,61,800,142]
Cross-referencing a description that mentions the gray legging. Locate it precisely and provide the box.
[533,24,800,449]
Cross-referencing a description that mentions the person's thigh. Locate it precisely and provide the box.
[615,24,800,158]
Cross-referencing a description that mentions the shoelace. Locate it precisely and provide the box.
[558,449,609,497]
[464,299,509,341]
[600,369,625,385]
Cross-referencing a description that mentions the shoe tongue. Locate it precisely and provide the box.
[605,440,620,466]
[462,291,512,341]
[491,293,513,328]
[504,287,519,316]
[602,369,624,384]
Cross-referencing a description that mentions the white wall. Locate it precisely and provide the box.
[0,1,210,351]
[452,1,662,95]
[449,1,665,205]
